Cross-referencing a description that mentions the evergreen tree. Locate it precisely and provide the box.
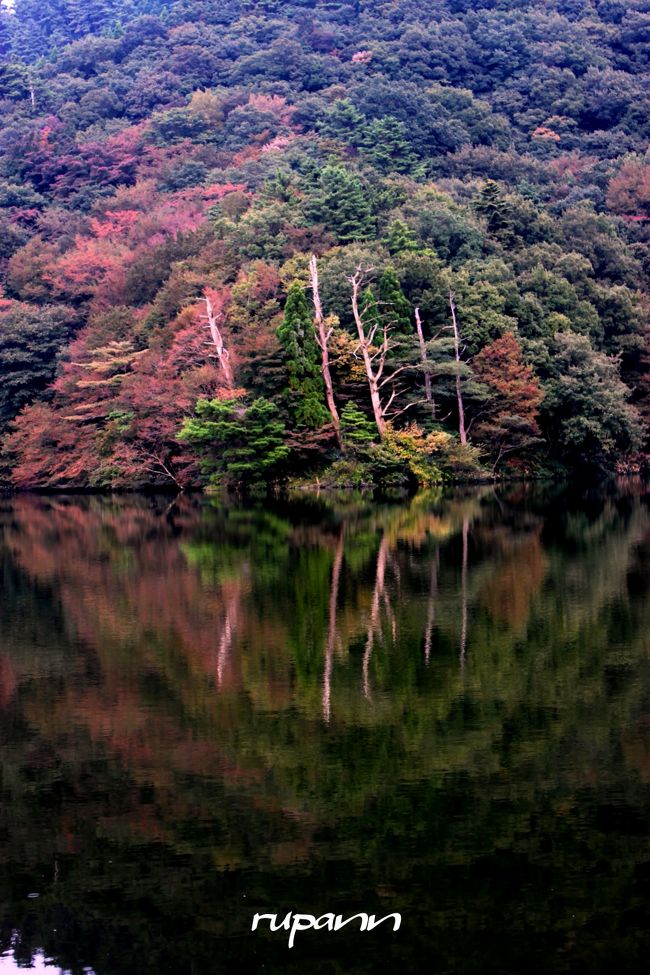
[340,401,376,447]
[307,164,375,244]
[320,98,366,144]
[359,284,381,336]
[179,397,290,488]
[11,0,69,59]
[383,220,418,255]
[378,268,411,333]
[361,116,416,174]
[277,282,329,429]
[66,0,115,39]
[0,7,12,58]
[473,180,514,239]
[0,305,79,435]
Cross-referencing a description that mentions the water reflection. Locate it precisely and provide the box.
[0,482,649,974]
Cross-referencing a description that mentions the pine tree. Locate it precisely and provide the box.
[307,164,375,244]
[179,397,289,488]
[361,116,416,174]
[383,220,418,255]
[277,282,329,429]
[359,284,381,335]
[473,180,514,239]
[340,401,376,447]
[0,6,12,58]
[378,268,411,333]
[11,0,70,59]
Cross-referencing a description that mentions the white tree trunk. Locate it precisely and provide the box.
[204,292,233,388]
[350,269,387,438]
[309,255,343,449]
[415,307,435,420]
[449,290,467,445]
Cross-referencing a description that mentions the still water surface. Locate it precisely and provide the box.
[1,483,649,974]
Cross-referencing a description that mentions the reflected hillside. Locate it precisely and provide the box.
[0,484,649,974]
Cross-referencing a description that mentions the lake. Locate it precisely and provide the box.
[1,482,649,974]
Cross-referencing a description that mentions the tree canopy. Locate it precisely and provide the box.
[0,0,648,488]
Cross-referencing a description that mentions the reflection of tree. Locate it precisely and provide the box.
[424,547,439,665]
[323,528,344,724]
[363,534,397,701]
[1,485,650,974]
[460,516,469,668]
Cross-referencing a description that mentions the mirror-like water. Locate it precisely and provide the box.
[1,482,649,974]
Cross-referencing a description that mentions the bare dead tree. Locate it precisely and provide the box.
[309,255,343,449]
[448,290,467,445]
[415,306,435,421]
[28,75,37,112]
[202,291,233,388]
[350,266,419,438]
[134,446,185,491]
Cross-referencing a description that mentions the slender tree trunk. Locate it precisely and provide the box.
[322,529,344,723]
[423,547,439,665]
[363,534,394,700]
[460,517,468,668]
[415,306,435,420]
[449,290,467,445]
[351,272,386,438]
[216,585,241,687]
[204,292,233,388]
[309,255,343,449]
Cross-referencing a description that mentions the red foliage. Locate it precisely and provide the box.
[607,161,650,217]
[474,333,543,421]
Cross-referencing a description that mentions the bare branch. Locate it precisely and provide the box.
[309,255,342,448]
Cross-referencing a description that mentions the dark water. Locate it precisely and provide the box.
[1,482,649,975]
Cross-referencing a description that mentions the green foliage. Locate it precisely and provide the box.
[277,282,329,429]
[542,332,644,469]
[306,164,375,244]
[0,305,78,434]
[340,401,376,447]
[378,267,412,333]
[473,180,515,239]
[179,398,290,489]
[0,0,649,489]
[383,220,418,255]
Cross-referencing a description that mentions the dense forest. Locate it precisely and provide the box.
[0,0,649,491]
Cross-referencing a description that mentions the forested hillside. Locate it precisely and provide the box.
[0,0,649,490]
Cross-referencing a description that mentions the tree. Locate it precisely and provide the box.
[349,266,417,438]
[378,268,411,334]
[0,304,78,435]
[277,282,329,429]
[415,308,435,420]
[307,164,375,244]
[340,401,376,448]
[472,332,544,469]
[361,116,416,174]
[383,220,418,255]
[309,254,342,449]
[606,160,650,216]
[179,397,289,488]
[448,291,467,445]
[473,180,514,239]
[201,288,234,388]
[542,332,644,469]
